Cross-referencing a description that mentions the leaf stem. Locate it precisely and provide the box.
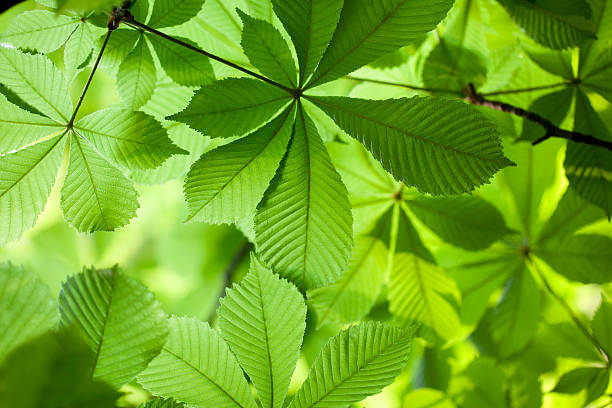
[67,30,112,128]
[122,18,298,97]
[531,260,611,365]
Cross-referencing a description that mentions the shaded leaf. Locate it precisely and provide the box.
[148,0,205,28]
[0,10,77,53]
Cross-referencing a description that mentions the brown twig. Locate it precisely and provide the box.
[464,83,612,151]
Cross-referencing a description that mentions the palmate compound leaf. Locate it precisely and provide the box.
[305,0,454,88]
[0,48,184,238]
[0,329,119,408]
[271,0,344,85]
[169,78,292,138]
[289,321,415,408]
[309,95,514,195]
[0,263,58,363]
[255,104,353,290]
[218,255,307,408]
[138,316,259,408]
[496,0,596,49]
[238,9,297,88]
[184,105,295,224]
[59,266,168,389]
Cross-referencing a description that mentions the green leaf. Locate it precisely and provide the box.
[61,133,140,232]
[306,0,453,87]
[74,107,186,170]
[497,0,595,49]
[538,187,605,243]
[521,41,574,79]
[579,0,612,77]
[389,253,461,340]
[451,256,520,326]
[308,235,388,328]
[271,0,343,85]
[536,234,612,284]
[139,398,185,408]
[218,256,307,408]
[0,136,65,245]
[170,78,292,138]
[289,322,414,408]
[138,316,258,408]
[0,93,65,154]
[403,389,455,408]
[238,9,297,88]
[117,36,157,111]
[489,267,540,357]
[593,301,612,358]
[0,10,77,53]
[0,47,73,122]
[461,358,507,408]
[310,96,514,195]
[148,0,205,28]
[565,89,612,217]
[59,266,168,389]
[406,196,510,250]
[147,34,215,86]
[553,367,606,394]
[184,106,295,224]
[255,105,353,289]
[0,264,57,363]
[0,329,119,408]
[519,88,573,143]
[64,22,101,76]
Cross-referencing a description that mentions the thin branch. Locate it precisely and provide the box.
[479,81,570,97]
[346,75,463,96]
[206,241,252,323]
[121,18,297,96]
[67,30,112,127]
[464,84,612,151]
[532,260,611,365]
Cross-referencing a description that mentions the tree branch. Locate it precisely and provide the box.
[120,18,298,96]
[464,83,612,151]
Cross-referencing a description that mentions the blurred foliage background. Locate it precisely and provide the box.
[1,0,612,407]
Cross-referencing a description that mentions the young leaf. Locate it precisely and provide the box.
[61,134,140,232]
[255,105,353,289]
[306,0,453,87]
[170,78,292,138]
[218,256,307,408]
[0,264,57,362]
[138,316,258,408]
[536,234,612,284]
[0,10,77,53]
[238,9,297,88]
[489,267,540,357]
[74,107,187,170]
[497,0,595,49]
[0,93,65,154]
[406,196,511,250]
[289,322,414,407]
[59,266,168,389]
[147,35,215,86]
[564,89,612,217]
[271,0,344,85]
[148,0,205,28]
[310,96,514,195]
[0,136,65,245]
[117,36,157,111]
[0,47,73,122]
[308,235,388,328]
[184,106,295,224]
[0,329,119,408]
